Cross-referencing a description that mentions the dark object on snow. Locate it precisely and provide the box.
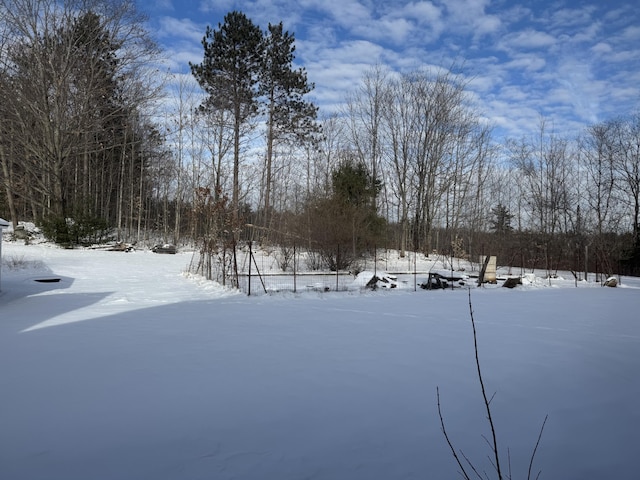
[34,278,61,283]
[306,283,331,292]
[365,275,378,288]
[366,273,398,290]
[352,271,398,290]
[420,270,467,290]
[152,244,177,254]
[604,277,618,287]
[109,242,134,252]
[502,277,522,288]
[421,275,449,290]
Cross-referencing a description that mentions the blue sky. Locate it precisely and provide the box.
[139,0,640,140]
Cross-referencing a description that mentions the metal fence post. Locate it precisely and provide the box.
[222,244,226,287]
[414,249,417,291]
[248,241,252,296]
[374,244,377,277]
[293,243,297,293]
[336,244,340,291]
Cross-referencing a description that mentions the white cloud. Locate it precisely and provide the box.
[401,1,442,23]
[345,1,446,47]
[498,29,557,52]
[504,54,546,73]
[143,0,640,141]
[570,21,601,44]
[602,5,637,25]
[591,42,612,55]
[161,45,204,73]
[618,25,640,42]
[554,60,601,123]
[501,4,533,25]
[153,0,174,11]
[548,6,597,30]
[301,39,397,111]
[497,85,530,102]
[156,17,206,43]
[198,0,235,13]
[442,0,501,37]
[604,49,640,64]
[136,0,175,14]
[360,17,415,44]
[299,0,372,29]
[609,85,640,104]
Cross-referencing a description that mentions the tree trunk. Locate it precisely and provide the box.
[264,94,275,229]
[232,105,241,230]
[0,144,19,228]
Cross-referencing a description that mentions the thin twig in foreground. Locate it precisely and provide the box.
[437,386,473,480]
[527,414,548,480]
[468,288,504,480]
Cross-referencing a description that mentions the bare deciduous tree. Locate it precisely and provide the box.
[0,0,162,238]
[344,64,388,211]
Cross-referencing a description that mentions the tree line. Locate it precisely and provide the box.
[0,0,167,244]
[1,0,639,276]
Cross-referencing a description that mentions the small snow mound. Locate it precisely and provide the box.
[182,272,242,297]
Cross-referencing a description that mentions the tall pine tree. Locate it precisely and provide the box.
[259,22,318,226]
[190,11,263,226]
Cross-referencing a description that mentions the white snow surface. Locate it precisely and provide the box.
[1,241,640,480]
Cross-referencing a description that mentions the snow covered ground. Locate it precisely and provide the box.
[1,240,639,479]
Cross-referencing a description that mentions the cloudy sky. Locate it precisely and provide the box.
[139,0,640,140]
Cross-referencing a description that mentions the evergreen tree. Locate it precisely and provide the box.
[259,22,319,225]
[332,158,385,261]
[332,159,381,208]
[190,11,263,226]
[490,203,514,234]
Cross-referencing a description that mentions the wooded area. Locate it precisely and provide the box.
[1,0,640,276]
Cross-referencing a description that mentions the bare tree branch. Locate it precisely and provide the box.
[437,386,473,480]
[467,287,504,479]
[439,289,547,479]
[527,415,548,480]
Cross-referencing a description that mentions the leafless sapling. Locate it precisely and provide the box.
[437,288,548,480]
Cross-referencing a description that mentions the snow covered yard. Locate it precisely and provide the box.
[1,242,639,479]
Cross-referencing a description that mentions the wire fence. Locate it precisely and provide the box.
[238,271,356,295]
[189,241,436,295]
[187,238,622,294]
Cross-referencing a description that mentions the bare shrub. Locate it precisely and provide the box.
[304,250,325,271]
[277,244,295,272]
[2,255,45,271]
